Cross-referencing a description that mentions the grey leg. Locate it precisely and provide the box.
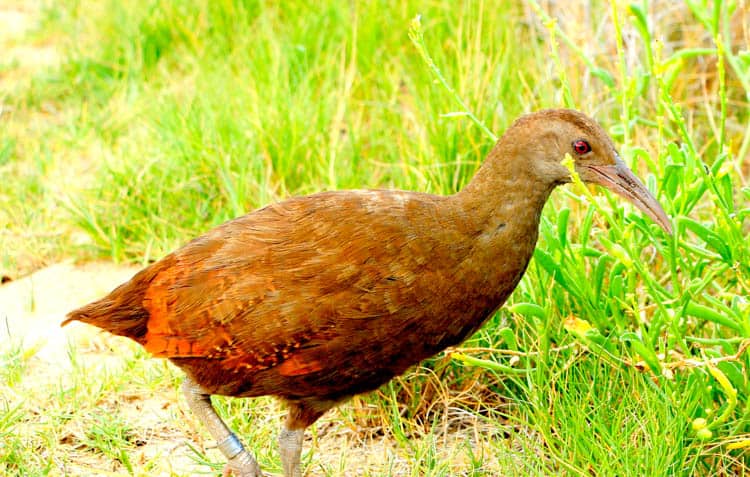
[181,378,263,477]
[278,427,304,477]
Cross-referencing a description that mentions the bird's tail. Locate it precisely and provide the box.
[62,266,160,343]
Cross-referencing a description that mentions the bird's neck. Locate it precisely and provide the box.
[452,147,556,244]
[443,146,558,315]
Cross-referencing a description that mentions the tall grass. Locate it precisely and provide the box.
[51,0,539,261]
[1,0,749,475]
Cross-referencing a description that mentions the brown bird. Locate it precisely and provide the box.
[63,109,671,477]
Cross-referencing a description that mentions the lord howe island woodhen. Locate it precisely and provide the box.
[63,109,672,477]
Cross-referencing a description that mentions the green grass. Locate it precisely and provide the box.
[1,0,749,475]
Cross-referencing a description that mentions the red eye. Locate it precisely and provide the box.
[573,140,591,155]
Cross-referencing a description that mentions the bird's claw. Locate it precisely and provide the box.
[222,466,262,477]
[222,449,264,477]
[222,462,263,477]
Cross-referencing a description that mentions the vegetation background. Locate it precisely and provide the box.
[1,0,749,475]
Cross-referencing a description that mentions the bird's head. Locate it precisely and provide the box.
[506,109,672,233]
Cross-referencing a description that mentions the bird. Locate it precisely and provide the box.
[63,109,672,477]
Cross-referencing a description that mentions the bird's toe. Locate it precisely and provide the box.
[223,462,264,477]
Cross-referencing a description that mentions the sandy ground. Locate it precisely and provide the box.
[0,261,141,373]
[0,262,217,476]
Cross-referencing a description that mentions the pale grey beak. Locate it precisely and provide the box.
[583,157,672,234]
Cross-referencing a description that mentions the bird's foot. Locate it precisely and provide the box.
[221,448,264,477]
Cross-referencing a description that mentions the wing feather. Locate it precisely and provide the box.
[139,191,458,376]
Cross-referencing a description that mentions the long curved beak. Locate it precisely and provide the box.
[584,157,672,234]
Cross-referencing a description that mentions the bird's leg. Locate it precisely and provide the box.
[278,426,304,477]
[181,378,263,477]
[278,398,337,477]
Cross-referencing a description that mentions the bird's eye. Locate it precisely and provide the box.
[573,139,591,155]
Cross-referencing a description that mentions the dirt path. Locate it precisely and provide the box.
[1,261,140,374]
[0,262,214,475]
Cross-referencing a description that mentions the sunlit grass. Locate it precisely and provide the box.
[1,0,749,475]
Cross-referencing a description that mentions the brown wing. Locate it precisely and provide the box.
[136,190,470,377]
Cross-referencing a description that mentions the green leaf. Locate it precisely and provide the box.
[684,301,741,331]
[509,302,548,321]
[557,208,570,248]
[620,331,662,374]
[681,218,732,261]
[590,67,615,87]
